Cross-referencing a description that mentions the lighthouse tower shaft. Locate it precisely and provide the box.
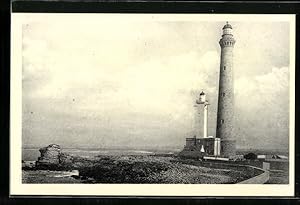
[216,23,236,157]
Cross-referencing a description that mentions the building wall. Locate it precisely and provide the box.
[185,138,196,147]
[199,138,215,155]
[181,137,216,157]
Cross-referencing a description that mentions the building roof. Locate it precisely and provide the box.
[223,22,232,29]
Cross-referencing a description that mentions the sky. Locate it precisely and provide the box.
[21,15,291,150]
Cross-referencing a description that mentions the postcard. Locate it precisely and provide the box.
[10,13,295,196]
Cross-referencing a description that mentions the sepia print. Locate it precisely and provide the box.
[11,14,295,196]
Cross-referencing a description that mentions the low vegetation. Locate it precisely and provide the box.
[76,156,259,184]
[22,155,265,184]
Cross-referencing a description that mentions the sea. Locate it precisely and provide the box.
[22,147,289,161]
[22,147,180,161]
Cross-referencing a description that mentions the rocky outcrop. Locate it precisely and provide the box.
[37,144,61,165]
[36,144,74,170]
[22,160,36,170]
[59,152,73,164]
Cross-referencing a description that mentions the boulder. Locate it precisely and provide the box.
[22,160,36,170]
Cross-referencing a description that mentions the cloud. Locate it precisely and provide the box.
[21,17,291,150]
[22,49,219,148]
[235,66,289,149]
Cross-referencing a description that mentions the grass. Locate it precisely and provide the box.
[77,156,254,184]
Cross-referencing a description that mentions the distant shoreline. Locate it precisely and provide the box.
[22,146,289,162]
[22,146,288,151]
[22,147,178,161]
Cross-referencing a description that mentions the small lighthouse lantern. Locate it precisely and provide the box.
[222,21,233,35]
[199,91,206,104]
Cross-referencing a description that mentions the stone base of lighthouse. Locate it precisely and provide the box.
[220,139,236,158]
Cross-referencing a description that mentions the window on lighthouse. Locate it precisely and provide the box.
[221,119,224,124]
[223,66,226,70]
[221,92,225,97]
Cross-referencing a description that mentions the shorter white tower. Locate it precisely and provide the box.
[196,91,210,138]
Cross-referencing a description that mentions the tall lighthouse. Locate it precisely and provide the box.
[216,22,236,157]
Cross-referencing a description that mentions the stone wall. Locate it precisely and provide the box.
[198,160,270,184]
[238,165,270,184]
